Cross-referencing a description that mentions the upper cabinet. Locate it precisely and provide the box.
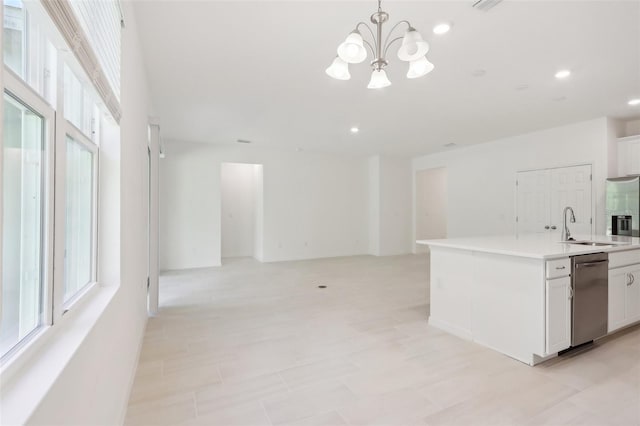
[618,135,640,177]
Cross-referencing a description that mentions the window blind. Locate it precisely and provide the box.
[69,0,121,101]
[40,0,122,122]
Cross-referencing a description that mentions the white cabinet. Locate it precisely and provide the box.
[617,135,640,176]
[516,165,592,235]
[546,276,572,353]
[608,263,640,332]
[545,258,571,354]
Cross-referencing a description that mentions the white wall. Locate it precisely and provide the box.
[412,117,614,241]
[378,156,412,256]
[253,165,264,262]
[415,167,447,252]
[624,118,640,136]
[160,142,369,269]
[221,163,259,259]
[367,156,380,256]
[24,3,153,424]
[366,155,413,257]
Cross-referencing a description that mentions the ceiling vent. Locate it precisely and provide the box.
[472,0,503,12]
[236,139,252,144]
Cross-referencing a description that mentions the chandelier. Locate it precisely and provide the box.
[326,0,434,89]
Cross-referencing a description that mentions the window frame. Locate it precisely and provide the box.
[56,121,99,312]
[1,67,56,361]
[1,32,101,362]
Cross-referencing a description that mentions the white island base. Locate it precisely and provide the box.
[420,234,640,366]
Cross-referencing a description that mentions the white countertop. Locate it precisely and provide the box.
[417,233,640,259]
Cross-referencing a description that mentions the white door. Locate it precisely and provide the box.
[516,169,550,234]
[608,267,627,332]
[549,165,592,236]
[517,164,592,236]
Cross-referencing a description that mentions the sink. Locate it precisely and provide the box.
[563,241,613,247]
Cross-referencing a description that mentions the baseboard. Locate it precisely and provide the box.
[115,314,149,425]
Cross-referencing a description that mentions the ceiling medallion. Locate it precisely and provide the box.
[326,0,434,89]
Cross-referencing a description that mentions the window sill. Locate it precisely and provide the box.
[0,283,118,425]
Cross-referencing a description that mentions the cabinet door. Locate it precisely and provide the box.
[609,268,627,332]
[517,170,550,234]
[625,266,640,324]
[628,140,640,175]
[546,276,571,354]
[549,165,592,236]
[617,137,640,176]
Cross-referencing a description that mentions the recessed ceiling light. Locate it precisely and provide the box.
[433,23,451,35]
[628,99,640,106]
[555,69,571,79]
[350,126,359,134]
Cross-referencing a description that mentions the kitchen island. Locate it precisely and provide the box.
[417,234,640,365]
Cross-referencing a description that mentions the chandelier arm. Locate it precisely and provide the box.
[382,20,411,54]
[362,40,376,58]
[383,36,404,59]
[356,21,378,53]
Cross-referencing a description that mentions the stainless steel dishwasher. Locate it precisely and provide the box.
[571,253,609,346]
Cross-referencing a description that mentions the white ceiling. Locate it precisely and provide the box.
[132,0,640,157]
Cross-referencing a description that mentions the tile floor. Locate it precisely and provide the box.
[125,255,640,426]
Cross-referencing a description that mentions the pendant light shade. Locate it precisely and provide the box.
[397,28,430,62]
[407,56,434,78]
[325,56,351,80]
[337,31,367,64]
[367,69,392,89]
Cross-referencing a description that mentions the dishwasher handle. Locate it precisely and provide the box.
[575,260,608,268]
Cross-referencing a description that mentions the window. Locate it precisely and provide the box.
[63,65,97,139]
[1,0,113,362]
[0,92,46,357]
[63,135,96,304]
[3,0,57,105]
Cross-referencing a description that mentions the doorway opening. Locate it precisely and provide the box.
[221,163,264,263]
[415,167,447,253]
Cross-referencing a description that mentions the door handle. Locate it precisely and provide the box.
[550,225,557,230]
[629,273,635,286]
[544,225,550,230]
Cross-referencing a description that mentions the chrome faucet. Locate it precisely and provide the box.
[561,206,576,241]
